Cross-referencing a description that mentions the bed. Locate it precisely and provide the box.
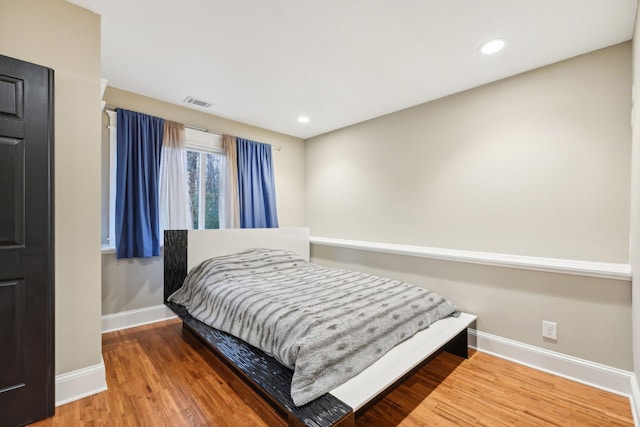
[164,227,477,427]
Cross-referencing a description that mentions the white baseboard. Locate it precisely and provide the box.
[54,306,177,407]
[469,328,637,423]
[630,374,640,426]
[102,304,177,333]
[55,358,107,407]
[469,329,633,395]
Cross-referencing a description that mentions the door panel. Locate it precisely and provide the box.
[0,54,54,427]
[0,137,24,247]
[0,280,25,392]
[0,74,23,119]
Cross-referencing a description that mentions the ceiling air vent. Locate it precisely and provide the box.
[183,96,212,109]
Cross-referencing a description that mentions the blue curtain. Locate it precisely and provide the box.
[115,109,165,258]
[236,138,279,228]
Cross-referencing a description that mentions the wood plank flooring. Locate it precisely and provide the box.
[30,319,633,426]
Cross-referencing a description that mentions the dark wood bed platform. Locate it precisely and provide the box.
[163,229,474,427]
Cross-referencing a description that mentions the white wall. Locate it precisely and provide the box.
[0,0,103,374]
[307,43,633,369]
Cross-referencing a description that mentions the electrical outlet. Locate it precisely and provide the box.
[542,320,557,340]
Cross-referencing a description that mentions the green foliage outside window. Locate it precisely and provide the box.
[187,150,221,229]
[205,153,220,229]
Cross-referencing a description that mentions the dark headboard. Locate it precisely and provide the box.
[163,228,310,304]
[164,230,188,303]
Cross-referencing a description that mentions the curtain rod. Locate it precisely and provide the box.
[104,105,281,151]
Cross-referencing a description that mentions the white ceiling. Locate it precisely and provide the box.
[67,0,637,139]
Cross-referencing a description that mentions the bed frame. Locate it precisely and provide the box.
[164,228,476,427]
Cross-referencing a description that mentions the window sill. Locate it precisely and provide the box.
[101,245,164,255]
[310,236,632,281]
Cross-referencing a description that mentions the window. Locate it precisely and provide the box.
[184,128,223,230]
[102,113,224,249]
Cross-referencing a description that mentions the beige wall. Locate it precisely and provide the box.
[307,44,633,369]
[307,43,631,263]
[0,0,103,374]
[102,250,164,314]
[101,87,306,315]
[312,246,631,369]
[630,3,640,388]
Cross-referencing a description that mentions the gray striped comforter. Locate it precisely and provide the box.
[168,248,459,406]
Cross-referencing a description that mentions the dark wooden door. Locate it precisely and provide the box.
[0,54,54,426]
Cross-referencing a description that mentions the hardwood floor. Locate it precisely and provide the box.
[31,319,633,426]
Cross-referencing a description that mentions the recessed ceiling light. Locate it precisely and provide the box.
[479,39,505,55]
[297,116,310,124]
